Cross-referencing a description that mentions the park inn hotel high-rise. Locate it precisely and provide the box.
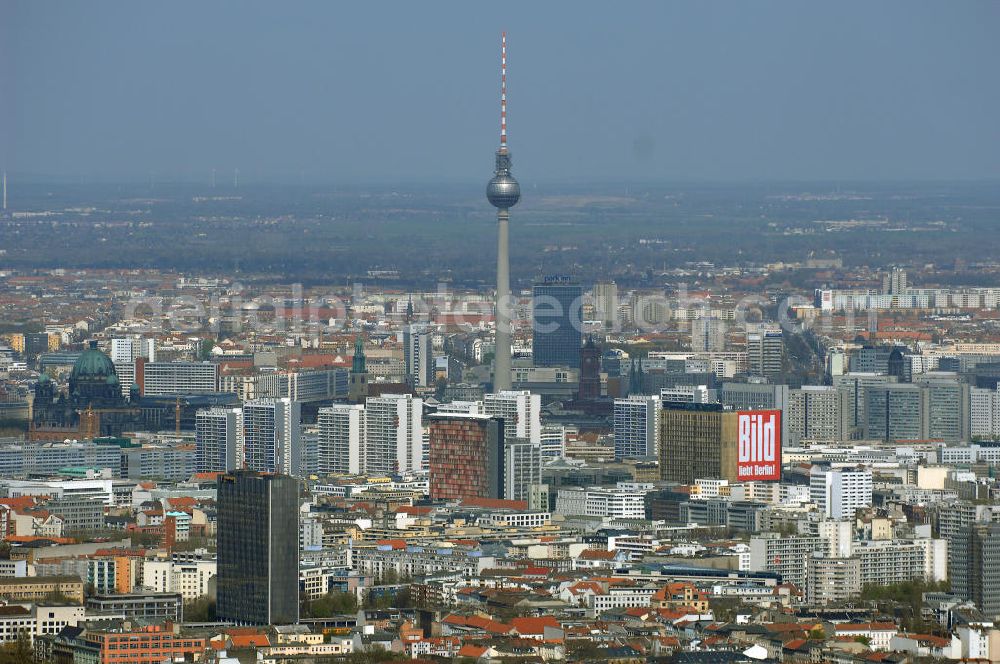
[216,471,299,625]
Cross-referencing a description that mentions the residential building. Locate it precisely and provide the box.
[195,407,241,473]
[614,395,660,460]
[317,404,365,475]
[483,390,541,445]
[242,398,301,476]
[364,394,423,474]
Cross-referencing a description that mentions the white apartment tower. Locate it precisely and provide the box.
[613,395,660,459]
[242,398,301,476]
[810,465,873,520]
[364,394,423,474]
[483,390,541,444]
[195,407,242,473]
[317,404,365,475]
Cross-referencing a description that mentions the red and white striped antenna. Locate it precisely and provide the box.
[500,31,508,149]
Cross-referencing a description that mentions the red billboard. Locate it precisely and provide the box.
[736,409,781,481]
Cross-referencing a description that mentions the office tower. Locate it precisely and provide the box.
[317,404,365,475]
[428,413,505,501]
[216,471,298,625]
[719,382,789,411]
[691,317,726,353]
[746,331,783,380]
[809,465,873,519]
[348,335,369,403]
[864,383,923,441]
[950,523,1000,618]
[532,278,583,368]
[403,325,434,388]
[242,399,301,476]
[578,336,601,400]
[593,282,618,327]
[364,394,423,474]
[195,407,241,473]
[483,390,541,444]
[916,375,971,442]
[504,440,541,502]
[882,266,908,295]
[833,372,898,431]
[785,386,851,444]
[486,32,521,391]
[850,344,905,374]
[23,333,51,361]
[614,395,660,459]
[971,386,1000,439]
[141,361,218,396]
[659,403,737,484]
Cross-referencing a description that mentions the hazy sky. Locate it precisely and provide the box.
[3,1,999,184]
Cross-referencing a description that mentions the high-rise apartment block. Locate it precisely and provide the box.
[483,390,541,444]
[746,331,783,380]
[950,523,1000,618]
[786,386,851,444]
[242,399,301,476]
[195,407,241,473]
[614,395,660,460]
[810,465,873,519]
[504,440,541,502]
[317,404,365,475]
[403,326,434,388]
[364,394,423,474]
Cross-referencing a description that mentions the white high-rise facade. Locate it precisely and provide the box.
[142,361,218,396]
[483,390,541,444]
[195,407,242,473]
[504,441,541,502]
[810,465,873,520]
[364,394,423,474]
[971,386,1000,440]
[242,398,301,476]
[403,326,434,388]
[110,337,138,365]
[613,395,660,459]
[317,404,365,475]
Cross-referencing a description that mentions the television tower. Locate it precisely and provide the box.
[486,31,521,391]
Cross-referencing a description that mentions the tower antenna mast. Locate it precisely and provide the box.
[486,31,521,392]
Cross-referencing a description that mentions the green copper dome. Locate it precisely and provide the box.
[71,348,118,382]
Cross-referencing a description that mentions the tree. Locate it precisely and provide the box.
[184,596,215,622]
[0,632,35,664]
[304,592,358,618]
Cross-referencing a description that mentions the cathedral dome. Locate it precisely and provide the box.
[71,348,117,382]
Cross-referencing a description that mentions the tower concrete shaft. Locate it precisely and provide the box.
[495,209,511,390]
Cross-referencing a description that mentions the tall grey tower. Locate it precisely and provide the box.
[486,32,521,391]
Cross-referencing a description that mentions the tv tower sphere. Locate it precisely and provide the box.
[487,167,520,209]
